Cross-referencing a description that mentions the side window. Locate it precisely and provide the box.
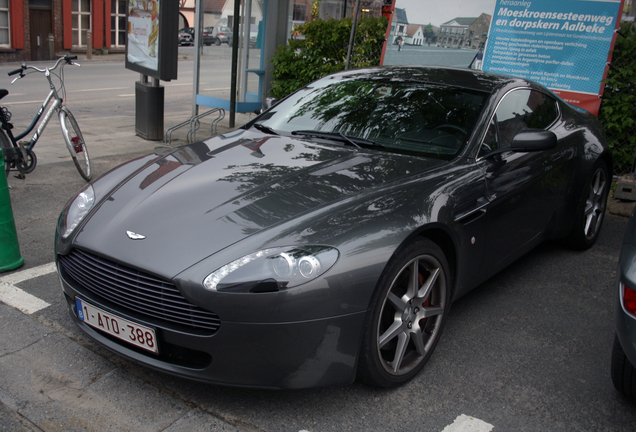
[479,117,499,157]
[491,89,558,150]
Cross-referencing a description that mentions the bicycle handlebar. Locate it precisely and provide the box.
[8,67,24,76]
[9,55,80,78]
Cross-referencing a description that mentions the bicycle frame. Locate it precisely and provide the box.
[2,55,89,180]
[8,71,63,151]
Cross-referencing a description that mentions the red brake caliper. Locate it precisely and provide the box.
[71,136,83,153]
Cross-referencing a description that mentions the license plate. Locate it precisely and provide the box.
[75,297,159,354]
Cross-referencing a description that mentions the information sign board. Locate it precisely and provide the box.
[381,0,624,115]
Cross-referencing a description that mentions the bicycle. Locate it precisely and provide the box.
[0,55,91,181]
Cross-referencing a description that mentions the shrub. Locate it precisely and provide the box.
[599,22,636,175]
[269,16,388,100]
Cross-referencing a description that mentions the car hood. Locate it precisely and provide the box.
[73,129,444,278]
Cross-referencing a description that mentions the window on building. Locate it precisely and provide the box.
[72,0,91,46]
[111,0,126,47]
[293,3,307,21]
[0,0,9,47]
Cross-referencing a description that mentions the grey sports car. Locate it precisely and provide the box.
[56,67,611,389]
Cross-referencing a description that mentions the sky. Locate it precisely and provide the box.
[394,0,497,27]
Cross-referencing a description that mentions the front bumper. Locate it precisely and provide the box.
[58,261,366,389]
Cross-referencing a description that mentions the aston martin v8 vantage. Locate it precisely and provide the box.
[56,67,611,389]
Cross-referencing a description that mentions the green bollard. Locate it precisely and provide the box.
[0,148,24,272]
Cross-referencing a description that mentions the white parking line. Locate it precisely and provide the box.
[441,415,494,432]
[0,262,56,315]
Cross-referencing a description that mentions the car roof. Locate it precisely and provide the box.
[330,66,523,94]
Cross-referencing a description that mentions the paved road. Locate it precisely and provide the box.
[0,52,635,431]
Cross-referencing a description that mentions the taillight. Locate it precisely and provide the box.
[622,282,636,316]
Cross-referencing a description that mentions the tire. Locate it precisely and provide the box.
[215,38,221,46]
[60,107,91,181]
[0,129,11,178]
[16,147,36,174]
[357,238,452,387]
[611,334,636,397]
[565,160,609,249]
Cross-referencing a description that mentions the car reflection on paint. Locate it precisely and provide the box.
[55,66,612,389]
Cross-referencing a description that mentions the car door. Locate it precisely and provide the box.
[476,88,567,271]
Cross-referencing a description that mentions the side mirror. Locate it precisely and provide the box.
[511,130,557,152]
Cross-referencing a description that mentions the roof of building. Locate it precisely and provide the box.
[395,8,409,24]
[406,25,422,37]
[441,13,492,27]
[442,17,478,27]
[204,0,226,13]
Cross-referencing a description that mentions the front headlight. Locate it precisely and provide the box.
[203,246,339,293]
[59,184,95,239]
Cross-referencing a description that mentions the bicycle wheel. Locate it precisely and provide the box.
[0,129,11,178]
[60,107,91,181]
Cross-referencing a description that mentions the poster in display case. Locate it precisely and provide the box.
[125,0,178,81]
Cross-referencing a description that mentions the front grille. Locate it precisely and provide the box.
[59,249,220,334]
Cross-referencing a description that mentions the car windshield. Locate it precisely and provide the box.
[258,76,489,159]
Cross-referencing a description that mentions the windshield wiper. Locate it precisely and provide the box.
[253,123,279,135]
[292,130,383,149]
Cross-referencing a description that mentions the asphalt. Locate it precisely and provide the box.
[1,52,636,431]
[0,52,255,431]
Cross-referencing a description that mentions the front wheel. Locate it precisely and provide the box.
[565,160,609,249]
[60,107,91,181]
[357,238,452,387]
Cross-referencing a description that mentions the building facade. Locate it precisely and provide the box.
[0,0,386,63]
[437,13,491,50]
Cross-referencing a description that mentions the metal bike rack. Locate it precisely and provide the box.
[164,108,225,146]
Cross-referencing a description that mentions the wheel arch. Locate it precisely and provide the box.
[393,224,459,299]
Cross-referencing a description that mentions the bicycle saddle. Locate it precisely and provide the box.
[0,89,7,100]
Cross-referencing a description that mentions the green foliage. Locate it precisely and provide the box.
[599,22,636,175]
[269,17,388,100]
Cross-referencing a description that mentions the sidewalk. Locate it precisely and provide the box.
[2,49,257,167]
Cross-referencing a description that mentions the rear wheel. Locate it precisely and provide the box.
[357,238,451,387]
[0,130,11,177]
[60,107,91,181]
[565,160,609,249]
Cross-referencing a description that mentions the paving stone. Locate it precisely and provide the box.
[0,331,191,431]
[0,303,49,356]
[163,408,241,432]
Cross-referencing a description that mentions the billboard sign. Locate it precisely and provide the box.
[484,0,623,115]
[125,0,178,81]
[381,0,624,115]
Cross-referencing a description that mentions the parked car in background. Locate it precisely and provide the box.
[212,26,232,46]
[612,206,636,398]
[202,27,214,46]
[178,27,194,46]
[56,67,611,390]
[238,24,258,47]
